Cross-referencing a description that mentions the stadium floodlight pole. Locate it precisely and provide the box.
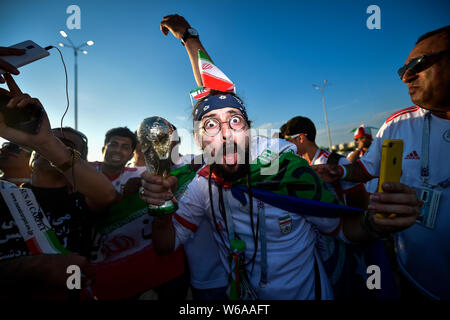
[58,30,94,130]
[313,80,332,151]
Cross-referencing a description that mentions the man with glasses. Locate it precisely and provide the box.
[313,25,450,299]
[140,14,422,300]
[282,116,368,209]
[282,117,379,299]
[0,141,32,185]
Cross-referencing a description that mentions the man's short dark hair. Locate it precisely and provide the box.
[104,127,137,151]
[285,116,316,143]
[279,124,287,139]
[416,25,450,45]
[52,127,88,160]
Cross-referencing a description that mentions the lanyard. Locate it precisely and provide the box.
[257,200,268,287]
[420,112,450,189]
[223,191,268,288]
[223,192,236,243]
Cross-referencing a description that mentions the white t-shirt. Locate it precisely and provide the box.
[359,106,450,299]
[171,136,347,299]
[310,148,365,204]
[91,162,145,194]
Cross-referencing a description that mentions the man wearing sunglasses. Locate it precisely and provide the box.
[313,26,450,300]
[0,141,32,186]
[140,14,422,300]
[282,116,368,209]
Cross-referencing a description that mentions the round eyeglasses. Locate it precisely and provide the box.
[201,115,247,136]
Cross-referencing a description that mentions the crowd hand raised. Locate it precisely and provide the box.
[0,73,52,149]
[367,182,422,235]
[311,164,342,183]
[139,171,178,206]
[0,47,25,83]
[160,14,191,40]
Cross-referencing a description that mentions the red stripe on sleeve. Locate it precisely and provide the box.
[173,213,198,233]
[385,106,419,123]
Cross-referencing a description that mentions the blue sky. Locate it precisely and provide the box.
[1,0,449,161]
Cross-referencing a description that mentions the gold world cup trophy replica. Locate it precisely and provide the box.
[137,116,177,215]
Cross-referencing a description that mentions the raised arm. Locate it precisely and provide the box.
[312,162,373,184]
[346,148,361,163]
[0,74,118,211]
[160,14,212,87]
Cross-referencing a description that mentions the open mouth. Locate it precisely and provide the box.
[222,143,238,166]
[110,154,122,162]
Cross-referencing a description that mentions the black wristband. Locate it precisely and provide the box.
[181,28,199,46]
[360,210,391,240]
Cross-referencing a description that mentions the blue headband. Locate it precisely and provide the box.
[193,94,248,122]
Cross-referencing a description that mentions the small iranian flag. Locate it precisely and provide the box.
[190,86,211,100]
[198,50,235,92]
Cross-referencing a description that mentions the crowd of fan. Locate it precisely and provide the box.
[0,16,448,301]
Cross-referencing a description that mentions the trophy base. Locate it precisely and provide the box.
[147,200,178,216]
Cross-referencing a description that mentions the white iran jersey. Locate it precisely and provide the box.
[91,162,145,194]
[171,136,346,299]
[359,106,450,299]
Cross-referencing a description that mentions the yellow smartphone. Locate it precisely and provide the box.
[376,139,403,218]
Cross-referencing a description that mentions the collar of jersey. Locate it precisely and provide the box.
[198,165,233,188]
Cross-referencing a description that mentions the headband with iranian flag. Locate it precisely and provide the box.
[0,181,70,255]
[189,50,236,105]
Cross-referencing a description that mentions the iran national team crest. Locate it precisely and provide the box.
[279,215,292,234]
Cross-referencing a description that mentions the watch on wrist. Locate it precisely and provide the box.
[360,210,391,239]
[181,28,199,45]
[51,147,81,172]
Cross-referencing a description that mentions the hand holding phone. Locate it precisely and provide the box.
[0,73,44,137]
[0,41,50,75]
[0,93,44,134]
[376,139,403,218]
[0,47,25,83]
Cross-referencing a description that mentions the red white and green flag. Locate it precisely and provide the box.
[0,181,70,255]
[198,49,235,92]
[190,86,210,100]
